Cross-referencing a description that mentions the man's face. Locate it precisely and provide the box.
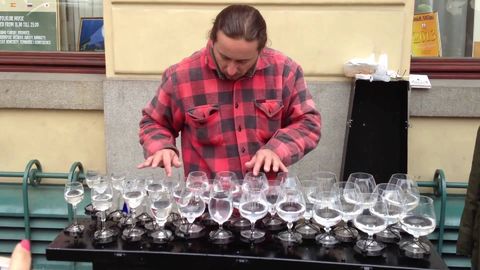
[212,31,260,81]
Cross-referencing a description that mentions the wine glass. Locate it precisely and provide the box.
[162,174,183,225]
[148,190,174,243]
[239,189,269,242]
[334,181,363,242]
[262,178,284,229]
[186,171,209,195]
[84,170,100,217]
[276,189,306,244]
[311,184,343,246]
[277,172,300,191]
[294,178,321,239]
[64,181,85,235]
[388,173,420,211]
[109,172,126,221]
[121,178,146,241]
[208,177,234,243]
[347,172,376,209]
[353,193,388,255]
[399,196,436,256]
[243,172,269,193]
[91,177,115,243]
[373,183,405,243]
[176,187,206,238]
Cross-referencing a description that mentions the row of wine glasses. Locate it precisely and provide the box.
[63,170,436,257]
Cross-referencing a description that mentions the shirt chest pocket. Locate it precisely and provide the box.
[255,99,284,142]
[185,104,224,146]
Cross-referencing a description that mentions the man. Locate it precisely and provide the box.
[138,4,321,179]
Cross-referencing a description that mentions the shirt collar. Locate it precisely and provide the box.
[204,40,270,80]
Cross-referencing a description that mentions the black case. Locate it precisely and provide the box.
[341,79,410,183]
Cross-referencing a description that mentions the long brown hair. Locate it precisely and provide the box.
[209,5,267,51]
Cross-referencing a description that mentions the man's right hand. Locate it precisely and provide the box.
[137,149,182,177]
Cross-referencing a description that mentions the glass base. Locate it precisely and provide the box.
[137,213,153,225]
[108,210,125,222]
[354,238,385,256]
[122,227,145,242]
[334,226,359,243]
[375,226,401,243]
[315,232,338,247]
[64,223,85,237]
[277,230,302,244]
[175,223,206,239]
[240,229,265,241]
[261,215,285,231]
[295,221,321,239]
[229,217,251,231]
[93,229,116,244]
[399,238,431,259]
[209,229,234,244]
[149,229,173,244]
[201,212,217,227]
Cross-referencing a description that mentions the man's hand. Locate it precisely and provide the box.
[245,149,288,176]
[137,149,182,176]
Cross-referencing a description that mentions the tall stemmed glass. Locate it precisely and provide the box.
[144,175,163,230]
[239,189,269,242]
[148,189,174,243]
[276,189,306,244]
[399,196,436,257]
[109,172,126,221]
[311,184,343,246]
[208,177,234,244]
[162,174,183,225]
[84,170,100,217]
[64,182,85,235]
[373,183,405,243]
[122,178,146,241]
[91,177,115,243]
[353,193,388,256]
[334,181,363,242]
[183,171,208,234]
[176,187,206,238]
[295,178,321,239]
[347,172,376,210]
[262,178,284,230]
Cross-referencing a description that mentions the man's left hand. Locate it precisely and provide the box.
[245,149,288,176]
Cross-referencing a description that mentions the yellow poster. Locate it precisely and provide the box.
[412,12,441,57]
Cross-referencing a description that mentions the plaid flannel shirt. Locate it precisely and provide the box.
[139,41,321,179]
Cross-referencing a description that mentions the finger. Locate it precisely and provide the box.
[137,155,153,169]
[253,154,265,176]
[244,155,256,169]
[272,157,280,172]
[263,155,272,173]
[172,154,182,168]
[279,161,288,173]
[9,240,31,270]
[163,152,173,177]
[151,153,163,168]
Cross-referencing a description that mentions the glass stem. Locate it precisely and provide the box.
[100,211,106,231]
[72,205,77,226]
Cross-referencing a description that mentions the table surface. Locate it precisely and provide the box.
[46,219,449,270]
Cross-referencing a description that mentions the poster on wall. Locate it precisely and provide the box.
[0,0,58,51]
[411,12,441,57]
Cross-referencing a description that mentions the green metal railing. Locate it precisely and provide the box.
[417,169,468,254]
[0,159,85,239]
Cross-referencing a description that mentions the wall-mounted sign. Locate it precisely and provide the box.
[411,12,441,57]
[0,0,58,51]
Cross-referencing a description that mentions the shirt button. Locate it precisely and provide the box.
[238,125,242,132]
[241,147,246,153]
[235,102,239,109]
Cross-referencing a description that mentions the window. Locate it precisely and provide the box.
[0,0,105,73]
[410,0,480,79]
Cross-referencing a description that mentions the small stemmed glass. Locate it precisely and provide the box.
[334,181,363,242]
[239,190,269,242]
[109,172,126,222]
[347,172,377,210]
[311,184,343,246]
[84,170,100,217]
[294,178,321,239]
[373,183,405,243]
[64,181,85,236]
[353,193,388,256]
[121,178,146,241]
[91,177,115,243]
[276,189,306,244]
[208,176,234,244]
[262,179,284,230]
[176,187,206,239]
[399,196,436,258]
[148,189,174,244]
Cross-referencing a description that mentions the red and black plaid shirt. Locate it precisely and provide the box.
[139,41,321,179]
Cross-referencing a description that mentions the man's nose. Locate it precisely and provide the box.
[226,63,237,76]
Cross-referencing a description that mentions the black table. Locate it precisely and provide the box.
[46,219,448,270]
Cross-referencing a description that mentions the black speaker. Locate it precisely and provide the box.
[341,79,409,184]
